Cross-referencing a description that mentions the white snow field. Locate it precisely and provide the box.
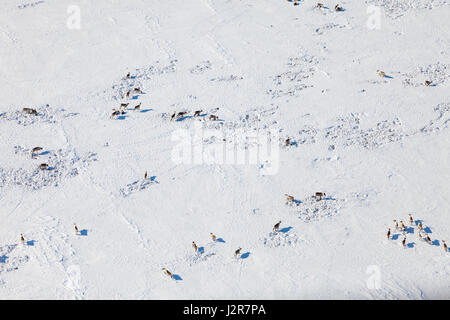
[0,0,449,299]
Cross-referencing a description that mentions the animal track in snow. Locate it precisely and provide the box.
[399,62,449,87]
[0,104,78,126]
[267,53,319,99]
[368,0,449,20]
[108,60,177,101]
[0,148,97,191]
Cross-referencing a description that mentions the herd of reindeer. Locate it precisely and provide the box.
[386,214,448,252]
[14,68,448,282]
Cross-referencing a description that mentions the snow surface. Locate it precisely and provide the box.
[0,0,449,299]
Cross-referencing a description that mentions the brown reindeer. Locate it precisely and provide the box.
[285,194,294,203]
[74,224,79,235]
[192,241,198,252]
[39,163,49,170]
[408,214,414,226]
[335,4,344,11]
[162,268,173,279]
[234,247,242,259]
[22,108,38,116]
[387,228,391,240]
[377,70,386,77]
[194,110,202,117]
[285,138,291,147]
[111,109,120,119]
[210,233,217,242]
[273,221,282,233]
[314,192,326,200]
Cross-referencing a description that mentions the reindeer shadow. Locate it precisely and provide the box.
[432,240,440,246]
[172,274,183,281]
[407,242,415,248]
[0,255,8,263]
[240,252,251,259]
[391,234,400,240]
[79,229,88,236]
[117,115,128,120]
[292,199,302,205]
[383,75,394,79]
[279,226,293,233]
[423,227,432,234]
[176,116,193,122]
[26,240,35,246]
[415,220,423,226]
[39,151,50,156]
[406,227,414,234]
[198,247,205,254]
[323,197,337,201]
[140,109,153,113]
[216,238,226,243]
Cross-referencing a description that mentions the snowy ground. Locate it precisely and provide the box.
[0,0,449,299]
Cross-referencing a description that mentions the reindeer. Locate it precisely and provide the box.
[22,108,38,116]
[402,236,406,247]
[334,4,344,11]
[74,224,79,235]
[133,88,143,94]
[192,241,198,253]
[400,221,406,232]
[273,221,282,233]
[285,138,291,147]
[120,103,129,109]
[408,214,414,226]
[424,80,432,86]
[111,109,120,119]
[314,192,326,201]
[125,90,131,99]
[134,103,141,111]
[170,112,176,121]
[285,194,295,204]
[20,233,25,245]
[126,72,131,79]
[194,110,202,117]
[443,240,448,252]
[162,268,173,279]
[377,70,386,77]
[144,171,148,180]
[425,234,432,244]
[417,222,423,231]
[209,115,219,121]
[177,111,188,119]
[387,228,391,240]
[39,163,49,170]
[31,147,43,158]
[393,219,399,231]
[234,247,242,259]
[316,3,324,9]
[210,233,217,242]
